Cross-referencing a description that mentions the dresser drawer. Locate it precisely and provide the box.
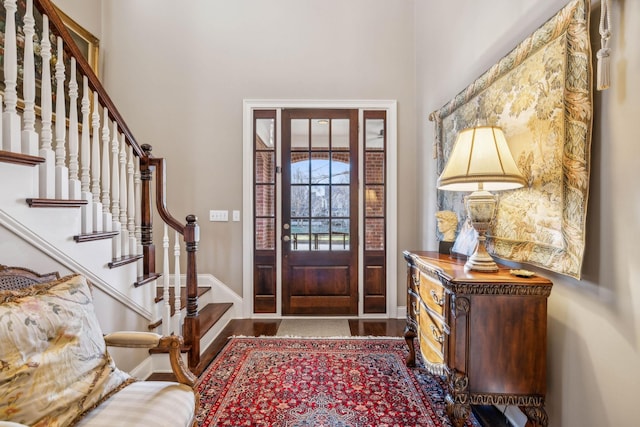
[418,270,446,317]
[418,305,447,366]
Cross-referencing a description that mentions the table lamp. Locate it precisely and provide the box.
[437,126,526,272]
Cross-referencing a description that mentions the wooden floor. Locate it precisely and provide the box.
[153,318,511,427]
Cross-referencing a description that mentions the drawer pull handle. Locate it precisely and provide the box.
[431,324,444,343]
[413,275,420,287]
[412,301,419,316]
[430,290,444,306]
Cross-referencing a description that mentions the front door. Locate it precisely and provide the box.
[281,109,358,315]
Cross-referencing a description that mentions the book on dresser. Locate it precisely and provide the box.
[402,250,553,427]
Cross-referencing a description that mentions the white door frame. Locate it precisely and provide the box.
[242,99,398,318]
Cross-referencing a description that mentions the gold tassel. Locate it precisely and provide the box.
[597,0,612,91]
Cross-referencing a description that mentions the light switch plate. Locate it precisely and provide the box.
[209,210,228,222]
[232,210,240,222]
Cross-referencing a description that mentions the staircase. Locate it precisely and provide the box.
[0,0,235,375]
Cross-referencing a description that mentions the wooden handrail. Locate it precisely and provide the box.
[33,0,144,159]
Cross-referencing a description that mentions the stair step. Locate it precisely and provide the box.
[148,286,212,330]
[0,150,45,166]
[108,255,143,269]
[154,286,211,305]
[148,302,233,355]
[134,273,161,287]
[26,198,88,208]
[74,231,120,242]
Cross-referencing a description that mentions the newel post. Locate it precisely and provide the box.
[140,144,155,276]
[183,214,200,370]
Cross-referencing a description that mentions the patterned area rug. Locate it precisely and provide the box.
[197,337,480,427]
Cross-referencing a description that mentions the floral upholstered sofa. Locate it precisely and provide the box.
[0,266,199,427]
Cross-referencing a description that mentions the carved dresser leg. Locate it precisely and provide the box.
[522,405,549,427]
[445,396,471,427]
[403,325,416,367]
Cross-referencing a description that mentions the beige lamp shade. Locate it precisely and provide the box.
[437,126,526,192]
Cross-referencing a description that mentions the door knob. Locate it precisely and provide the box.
[283,235,291,242]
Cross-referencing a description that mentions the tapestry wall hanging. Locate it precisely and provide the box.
[430,0,592,279]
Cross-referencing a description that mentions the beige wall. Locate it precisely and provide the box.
[96,0,417,300]
[417,0,640,425]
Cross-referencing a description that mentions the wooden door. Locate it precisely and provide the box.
[281,109,358,315]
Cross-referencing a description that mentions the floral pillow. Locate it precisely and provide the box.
[0,274,133,426]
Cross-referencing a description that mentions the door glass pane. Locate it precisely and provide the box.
[331,153,350,184]
[255,218,275,250]
[332,119,349,150]
[311,185,329,217]
[311,119,330,149]
[290,185,309,217]
[291,155,310,184]
[365,152,384,184]
[256,185,275,216]
[310,156,330,184]
[331,185,349,217]
[255,118,275,148]
[331,219,349,251]
[255,152,275,184]
[291,119,309,150]
[291,219,310,251]
[311,219,330,250]
[365,119,385,150]
[365,185,384,216]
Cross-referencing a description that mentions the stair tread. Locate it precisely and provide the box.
[155,286,211,305]
[148,302,233,355]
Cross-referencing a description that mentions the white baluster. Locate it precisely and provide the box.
[127,145,137,255]
[91,92,103,232]
[173,231,182,334]
[134,156,143,275]
[54,37,68,199]
[101,108,112,231]
[38,15,55,198]
[80,77,93,234]
[162,224,171,336]
[119,135,129,257]
[2,0,21,152]
[21,0,38,155]
[111,121,121,259]
[68,58,81,199]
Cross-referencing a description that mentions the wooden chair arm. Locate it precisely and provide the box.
[104,332,197,387]
[157,335,198,387]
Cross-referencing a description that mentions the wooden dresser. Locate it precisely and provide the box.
[403,251,552,427]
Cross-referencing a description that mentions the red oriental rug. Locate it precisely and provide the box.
[196,337,480,427]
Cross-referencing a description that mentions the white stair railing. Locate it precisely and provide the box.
[161,225,184,335]
[2,0,20,152]
[111,120,121,259]
[38,14,55,198]
[90,91,103,232]
[54,37,68,199]
[80,77,94,234]
[68,58,81,199]
[21,0,38,156]
[173,230,182,334]
[1,0,193,338]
